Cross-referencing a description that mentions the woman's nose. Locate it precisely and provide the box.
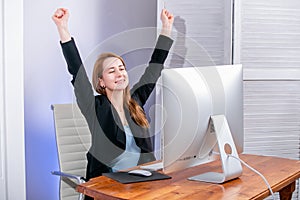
[116,69,123,76]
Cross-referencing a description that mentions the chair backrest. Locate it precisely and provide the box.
[52,103,91,200]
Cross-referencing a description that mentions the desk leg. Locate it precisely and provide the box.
[279,182,295,200]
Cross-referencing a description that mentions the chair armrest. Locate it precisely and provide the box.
[51,171,85,184]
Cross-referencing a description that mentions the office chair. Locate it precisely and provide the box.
[51,103,91,200]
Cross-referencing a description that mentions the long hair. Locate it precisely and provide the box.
[92,52,149,128]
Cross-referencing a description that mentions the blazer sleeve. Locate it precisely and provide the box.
[60,38,96,121]
[131,35,173,106]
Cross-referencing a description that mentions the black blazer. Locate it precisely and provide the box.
[60,35,173,180]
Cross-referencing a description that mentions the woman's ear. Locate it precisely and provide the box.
[99,78,105,89]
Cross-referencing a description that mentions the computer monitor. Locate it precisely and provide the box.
[154,64,243,183]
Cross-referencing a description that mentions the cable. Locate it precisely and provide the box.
[228,154,276,200]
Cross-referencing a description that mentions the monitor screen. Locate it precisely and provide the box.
[154,64,243,174]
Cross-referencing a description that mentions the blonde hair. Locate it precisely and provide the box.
[92,52,149,128]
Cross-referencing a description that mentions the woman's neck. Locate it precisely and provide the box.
[107,90,124,112]
[107,90,128,126]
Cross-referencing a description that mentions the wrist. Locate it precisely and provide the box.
[58,27,71,43]
[160,25,172,38]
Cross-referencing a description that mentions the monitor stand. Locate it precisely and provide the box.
[188,114,242,183]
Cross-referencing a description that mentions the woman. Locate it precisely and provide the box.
[52,7,173,188]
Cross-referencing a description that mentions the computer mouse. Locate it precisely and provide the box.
[128,169,152,177]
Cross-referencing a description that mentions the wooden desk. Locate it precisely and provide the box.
[77,154,300,200]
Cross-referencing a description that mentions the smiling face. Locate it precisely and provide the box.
[99,57,129,92]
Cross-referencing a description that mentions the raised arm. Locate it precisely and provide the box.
[52,8,72,43]
[131,9,174,105]
[51,8,95,121]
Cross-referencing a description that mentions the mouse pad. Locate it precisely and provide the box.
[102,171,171,184]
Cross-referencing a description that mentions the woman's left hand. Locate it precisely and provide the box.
[160,8,174,37]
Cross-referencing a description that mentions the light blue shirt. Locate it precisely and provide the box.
[111,125,141,172]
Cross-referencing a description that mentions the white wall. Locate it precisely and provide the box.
[234,1,300,198]
[1,0,26,199]
[0,1,5,198]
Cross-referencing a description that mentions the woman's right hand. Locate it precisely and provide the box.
[52,8,71,43]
